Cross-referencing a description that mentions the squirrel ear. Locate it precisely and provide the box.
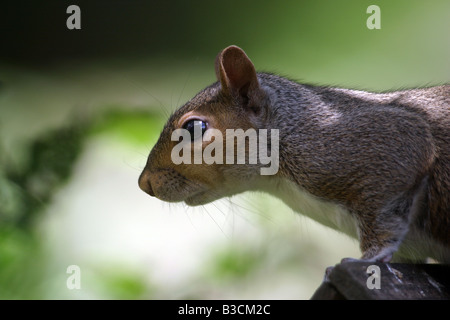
[215,45,260,102]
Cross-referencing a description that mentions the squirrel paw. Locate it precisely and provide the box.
[340,252,394,264]
[340,257,360,264]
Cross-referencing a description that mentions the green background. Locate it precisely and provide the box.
[0,0,449,299]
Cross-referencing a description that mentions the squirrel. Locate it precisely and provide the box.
[139,45,450,263]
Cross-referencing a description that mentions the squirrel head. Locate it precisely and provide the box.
[138,45,275,205]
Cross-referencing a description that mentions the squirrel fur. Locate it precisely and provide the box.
[139,45,450,263]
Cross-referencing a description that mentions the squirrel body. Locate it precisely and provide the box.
[139,46,450,263]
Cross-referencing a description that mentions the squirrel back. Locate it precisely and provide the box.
[139,45,450,263]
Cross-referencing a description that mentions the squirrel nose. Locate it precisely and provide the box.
[145,180,155,197]
[138,171,155,197]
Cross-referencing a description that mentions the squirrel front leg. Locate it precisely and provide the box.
[355,177,428,262]
[356,214,409,262]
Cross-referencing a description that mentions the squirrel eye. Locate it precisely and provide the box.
[183,119,207,141]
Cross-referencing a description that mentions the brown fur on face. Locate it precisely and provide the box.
[138,79,270,205]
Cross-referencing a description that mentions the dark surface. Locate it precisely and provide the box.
[311,261,450,300]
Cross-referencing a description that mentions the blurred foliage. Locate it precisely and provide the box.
[208,248,262,281]
[2,125,86,228]
[0,228,44,299]
[88,109,165,146]
[88,265,155,300]
[0,110,162,299]
[0,110,163,227]
[0,120,87,297]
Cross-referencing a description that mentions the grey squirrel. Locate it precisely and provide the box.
[139,45,450,263]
